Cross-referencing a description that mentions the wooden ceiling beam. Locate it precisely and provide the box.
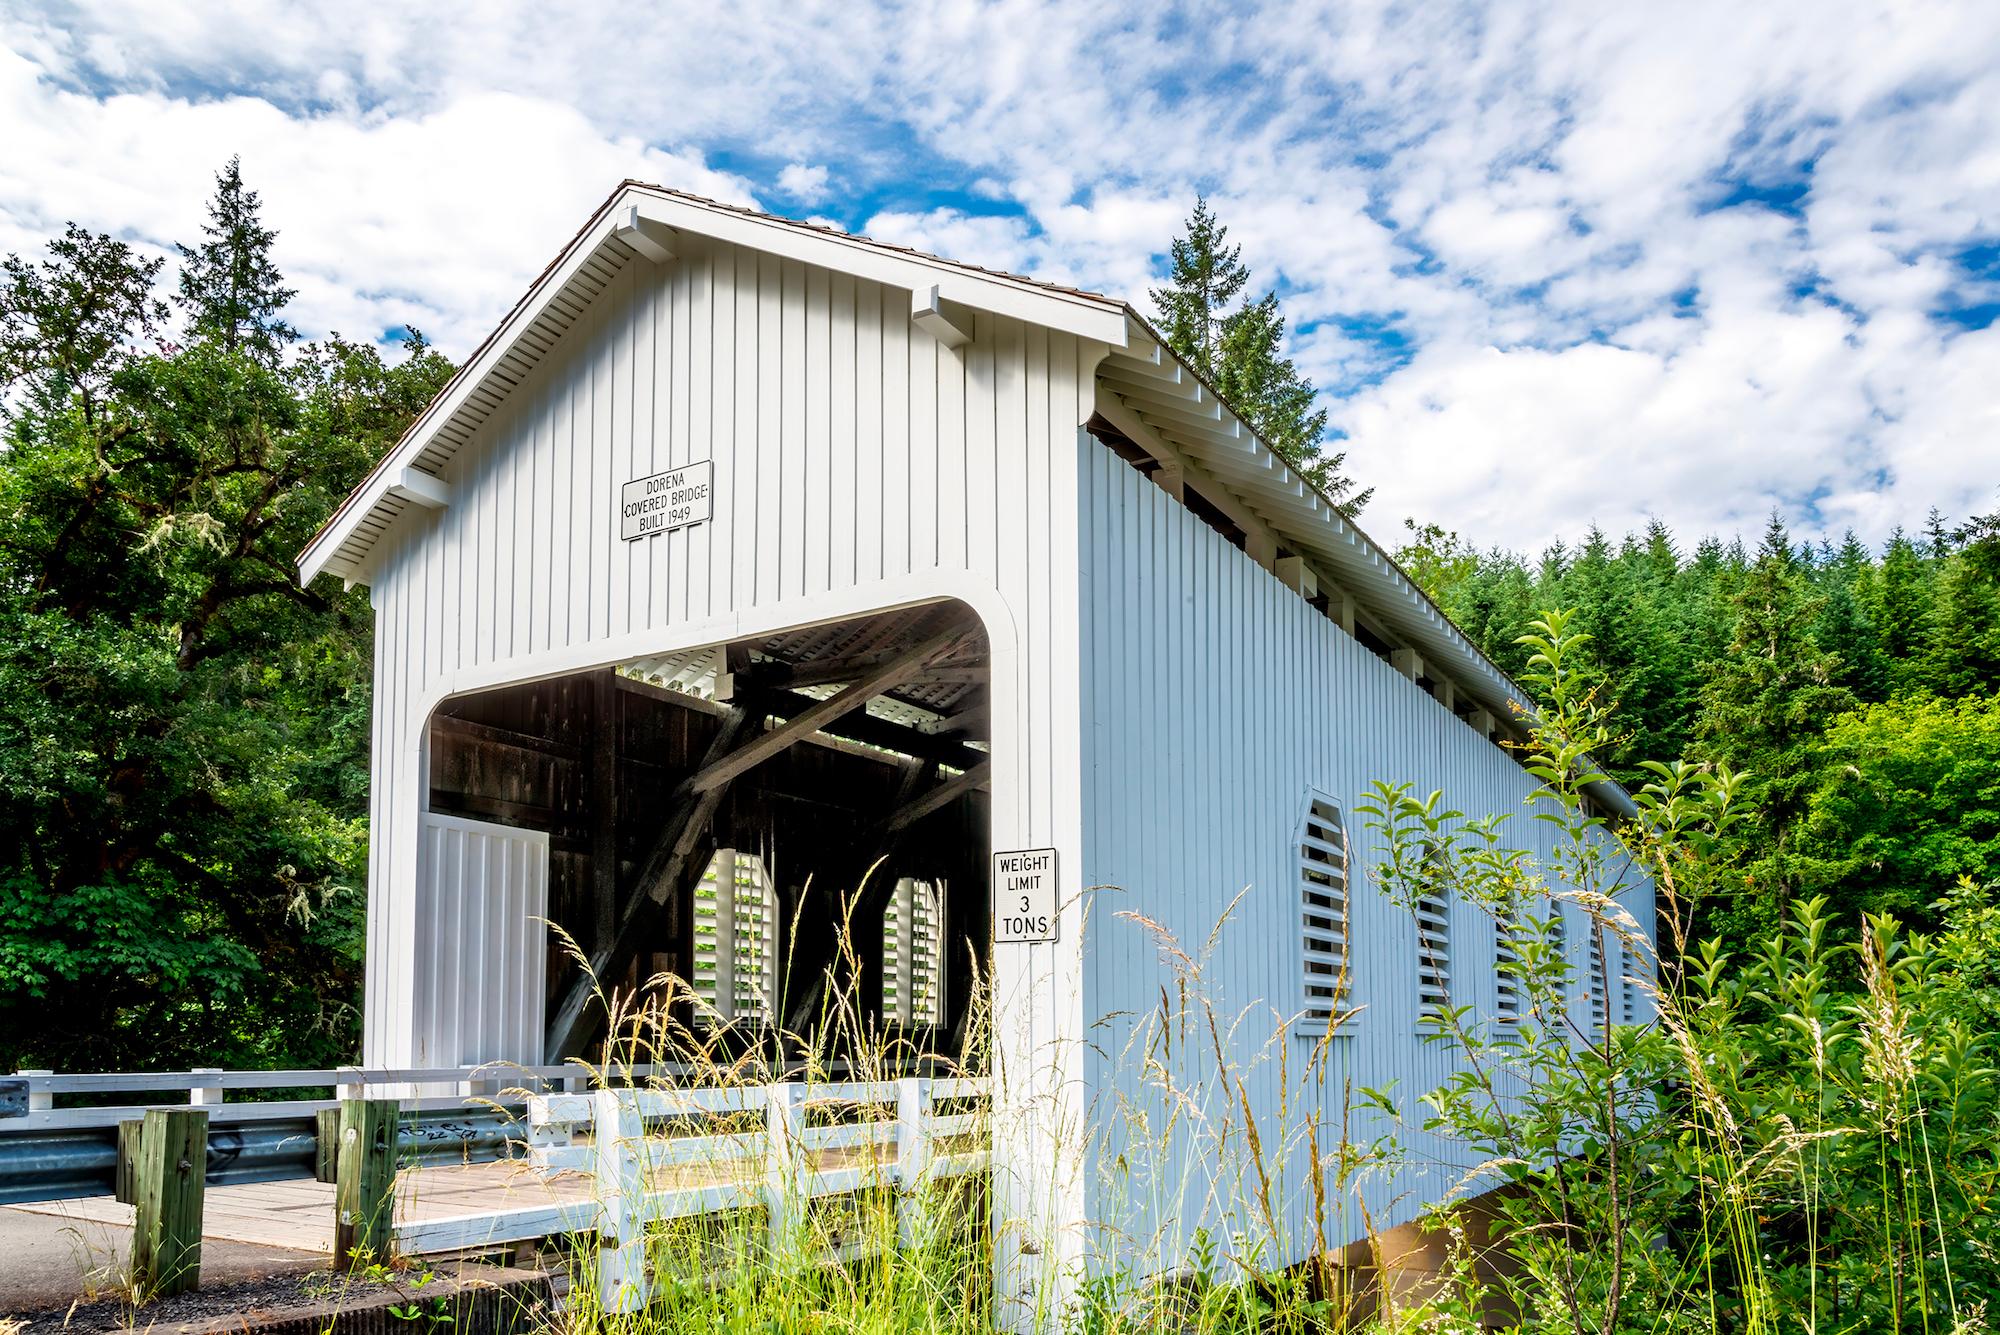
[688,626,972,794]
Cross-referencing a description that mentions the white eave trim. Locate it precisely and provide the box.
[618,188,1131,348]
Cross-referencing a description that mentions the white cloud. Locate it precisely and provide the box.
[0,43,759,352]
[776,162,830,204]
[3,0,1997,549]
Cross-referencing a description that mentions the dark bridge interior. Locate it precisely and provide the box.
[425,601,992,1063]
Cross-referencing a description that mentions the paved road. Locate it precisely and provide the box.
[0,1203,322,1315]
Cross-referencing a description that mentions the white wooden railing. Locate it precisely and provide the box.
[394,1075,990,1312]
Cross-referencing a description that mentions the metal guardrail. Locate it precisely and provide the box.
[0,1060,918,1208]
[0,1063,624,1207]
[3,1063,661,1131]
[0,1107,538,1206]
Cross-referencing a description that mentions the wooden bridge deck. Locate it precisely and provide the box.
[4,1159,597,1260]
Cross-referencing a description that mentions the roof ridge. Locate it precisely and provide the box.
[622,182,1126,310]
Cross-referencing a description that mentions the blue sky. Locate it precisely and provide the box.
[3,0,1996,551]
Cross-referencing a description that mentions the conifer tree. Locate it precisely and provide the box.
[1150,197,1245,374]
[1924,505,1953,556]
[1956,503,2000,579]
[1874,530,1934,692]
[1927,554,2000,697]
[176,156,297,364]
[1695,515,1857,937]
[1814,574,1889,703]
[1150,199,1371,513]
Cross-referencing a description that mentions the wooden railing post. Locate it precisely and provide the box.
[764,1082,801,1261]
[896,1077,932,1248]
[592,1088,646,1312]
[130,1107,206,1297]
[114,1119,142,1204]
[313,1109,342,1184]
[333,1098,398,1270]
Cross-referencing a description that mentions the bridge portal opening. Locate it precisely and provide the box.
[422,601,992,1068]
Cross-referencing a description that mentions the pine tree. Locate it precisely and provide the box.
[1814,573,1889,703]
[1149,197,1246,376]
[1150,199,1371,513]
[1695,516,1858,938]
[1874,529,1934,692]
[1956,503,2000,579]
[1926,554,2000,697]
[176,156,297,363]
[1924,506,1953,556]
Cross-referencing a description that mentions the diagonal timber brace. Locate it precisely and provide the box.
[689,625,972,795]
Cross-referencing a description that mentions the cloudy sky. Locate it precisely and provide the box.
[3,1,1996,554]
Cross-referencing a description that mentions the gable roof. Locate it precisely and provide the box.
[297,182,1131,586]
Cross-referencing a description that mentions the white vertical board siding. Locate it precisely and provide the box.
[360,237,1102,1312]
[1076,443,1653,1270]
[412,813,549,1069]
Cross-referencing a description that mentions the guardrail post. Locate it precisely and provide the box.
[591,1088,645,1312]
[130,1107,206,1297]
[189,1068,224,1108]
[896,1077,932,1248]
[764,1082,801,1262]
[335,1065,364,1102]
[334,1098,398,1270]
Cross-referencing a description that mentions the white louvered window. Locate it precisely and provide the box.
[1585,926,1607,1034]
[1494,902,1524,1022]
[694,849,777,1025]
[1299,796,1351,1034]
[883,877,945,1028]
[1622,942,1646,1024]
[1415,853,1452,1024]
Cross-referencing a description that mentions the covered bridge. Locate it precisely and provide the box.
[297,182,1653,1315]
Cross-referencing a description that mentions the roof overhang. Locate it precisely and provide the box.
[1095,311,1639,819]
[298,182,1132,586]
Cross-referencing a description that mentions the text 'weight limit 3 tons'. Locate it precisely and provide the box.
[993,847,1057,944]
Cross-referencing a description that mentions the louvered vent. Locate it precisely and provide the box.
[1586,926,1607,1034]
[1415,855,1452,1023]
[1622,943,1645,1024]
[1299,796,1350,1034]
[694,849,777,1025]
[1494,903,1524,1022]
[884,877,946,1028]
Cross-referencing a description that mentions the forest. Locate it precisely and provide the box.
[0,161,452,1072]
[1396,511,2000,949]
